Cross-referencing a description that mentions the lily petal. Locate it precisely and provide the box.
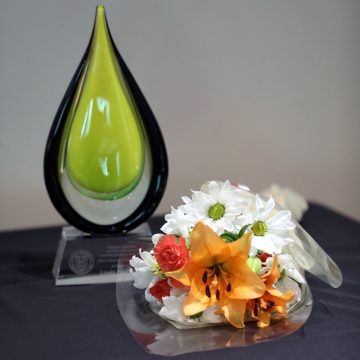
[190,222,230,266]
[258,311,271,328]
[225,257,265,299]
[270,305,287,316]
[266,290,294,304]
[220,299,247,328]
[227,232,252,259]
[183,269,213,316]
[167,261,199,286]
[262,255,280,287]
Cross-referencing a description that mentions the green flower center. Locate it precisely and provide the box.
[251,220,267,236]
[208,203,225,220]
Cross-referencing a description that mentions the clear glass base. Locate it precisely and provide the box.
[116,238,313,356]
[53,222,151,286]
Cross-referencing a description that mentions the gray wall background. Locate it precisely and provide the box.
[0,0,359,230]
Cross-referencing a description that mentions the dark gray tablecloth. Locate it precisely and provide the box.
[0,204,359,360]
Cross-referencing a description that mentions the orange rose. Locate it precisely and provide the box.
[154,235,189,272]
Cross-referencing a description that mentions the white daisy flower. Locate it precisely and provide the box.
[237,194,295,255]
[129,249,158,289]
[160,206,196,240]
[264,254,305,303]
[181,180,246,235]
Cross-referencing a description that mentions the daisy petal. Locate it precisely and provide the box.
[208,181,220,198]
[261,197,275,218]
[266,210,294,229]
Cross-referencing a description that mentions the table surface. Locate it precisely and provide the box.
[0,203,359,360]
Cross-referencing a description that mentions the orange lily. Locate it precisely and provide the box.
[168,222,265,328]
[247,255,294,328]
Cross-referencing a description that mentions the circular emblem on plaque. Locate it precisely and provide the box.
[69,250,95,275]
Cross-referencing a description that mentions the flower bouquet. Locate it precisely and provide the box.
[129,181,342,330]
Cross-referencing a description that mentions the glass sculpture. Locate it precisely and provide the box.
[44,5,168,233]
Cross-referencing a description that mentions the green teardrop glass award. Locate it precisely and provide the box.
[44,5,168,233]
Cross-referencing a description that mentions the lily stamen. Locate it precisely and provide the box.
[206,264,234,298]
[202,271,208,284]
[214,266,220,277]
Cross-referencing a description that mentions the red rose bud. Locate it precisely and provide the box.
[149,279,171,303]
[258,252,272,262]
[154,235,189,272]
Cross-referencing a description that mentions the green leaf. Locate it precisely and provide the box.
[220,231,238,243]
[190,312,203,319]
[238,224,251,238]
[279,269,286,280]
